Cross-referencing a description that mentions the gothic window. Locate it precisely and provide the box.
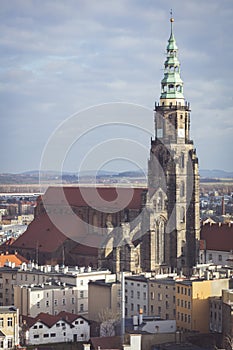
[180,207,185,223]
[157,220,165,264]
[180,181,185,197]
[180,153,185,168]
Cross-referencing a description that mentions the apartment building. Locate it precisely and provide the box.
[148,278,176,320]
[222,289,233,343]
[88,275,121,322]
[125,275,148,318]
[0,267,17,306]
[176,278,229,333]
[14,282,87,317]
[0,306,19,349]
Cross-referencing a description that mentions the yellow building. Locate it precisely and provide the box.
[0,306,19,349]
[176,278,229,333]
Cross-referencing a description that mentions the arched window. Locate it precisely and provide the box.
[180,207,185,223]
[180,181,185,197]
[157,220,165,264]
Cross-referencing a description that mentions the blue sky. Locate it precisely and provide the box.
[0,0,232,174]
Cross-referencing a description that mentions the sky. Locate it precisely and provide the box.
[0,0,233,174]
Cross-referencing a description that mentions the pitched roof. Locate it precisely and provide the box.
[200,222,233,252]
[0,253,28,267]
[42,186,145,211]
[23,311,88,329]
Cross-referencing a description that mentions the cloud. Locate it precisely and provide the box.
[0,0,232,172]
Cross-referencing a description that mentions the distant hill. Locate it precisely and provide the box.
[0,168,232,184]
[199,169,233,178]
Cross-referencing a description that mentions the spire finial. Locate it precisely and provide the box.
[170,9,174,34]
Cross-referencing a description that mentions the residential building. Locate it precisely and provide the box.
[200,222,233,266]
[14,283,83,317]
[176,278,229,333]
[125,275,148,317]
[222,289,233,346]
[21,311,90,345]
[149,278,176,320]
[0,252,28,267]
[0,267,17,306]
[0,306,19,349]
[88,275,121,322]
[209,296,222,333]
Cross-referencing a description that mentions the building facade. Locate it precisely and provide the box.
[0,306,19,349]
[22,311,90,345]
[176,278,229,333]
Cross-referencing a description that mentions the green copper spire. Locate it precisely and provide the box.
[160,14,184,100]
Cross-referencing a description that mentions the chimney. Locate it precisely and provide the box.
[139,308,143,325]
[130,334,141,350]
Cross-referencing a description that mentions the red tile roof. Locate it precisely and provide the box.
[23,311,88,328]
[200,223,233,252]
[42,186,145,211]
[0,253,28,267]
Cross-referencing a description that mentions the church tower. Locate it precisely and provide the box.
[144,15,200,273]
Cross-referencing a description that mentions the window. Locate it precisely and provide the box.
[39,325,43,329]
[0,340,3,348]
[80,291,84,298]
[50,333,56,337]
[219,255,222,262]
[62,299,66,305]
[151,305,154,313]
[209,253,212,261]
[33,325,38,329]
[43,334,49,338]
[131,303,134,311]
[56,323,60,327]
[80,320,84,324]
[131,291,134,298]
[8,338,12,347]
[151,292,154,300]
[37,302,40,308]
[63,291,65,296]
[72,297,75,304]
[46,300,49,307]
[137,304,140,312]
[158,306,161,315]
[158,293,162,301]
[33,335,39,339]
[7,317,12,327]
[80,280,83,286]
[143,292,146,300]
[80,304,84,312]
[137,291,140,299]
[0,318,3,327]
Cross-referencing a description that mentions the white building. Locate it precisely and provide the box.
[14,265,111,317]
[125,275,149,317]
[22,311,90,345]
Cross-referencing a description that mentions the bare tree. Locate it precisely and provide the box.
[98,308,121,337]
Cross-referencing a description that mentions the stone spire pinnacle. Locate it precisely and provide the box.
[160,13,184,100]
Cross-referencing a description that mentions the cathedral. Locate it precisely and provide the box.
[11,17,200,275]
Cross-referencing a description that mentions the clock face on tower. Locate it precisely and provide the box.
[178,128,185,138]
